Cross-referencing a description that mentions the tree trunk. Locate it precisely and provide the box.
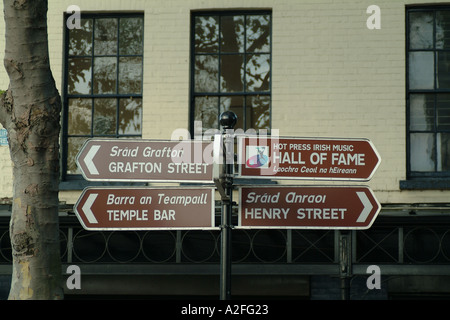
[0,0,63,299]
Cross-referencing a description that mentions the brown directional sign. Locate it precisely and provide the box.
[74,187,217,230]
[237,136,381,181]
[238,186,380,229]
[76,139,217,182]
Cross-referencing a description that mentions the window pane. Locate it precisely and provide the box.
[410,94,435,131]
[221,15,244,53]
[93,98,116,135]
[67,137,89,174]
[437,52,450,88]
[194,96,218,134]
[436,11,450,49]
[94,18,118,55]
[191,12,271,138]
[94,57,117,94]
[409,51,434,89]
[410,133,435,172]
[119,57,142,94]
[437,94,450,130]
[246,95,270,130]
[119,17,144,55]
[220,96,244,130]
[409,12,433,50]
[68,58,92,94]
[438,133,450,171]
[65,15,144,176]
[68,18,93,56]
[68,98,92,135]
[220,55,244,92]
[246,54,270,92]
[247,15,271,52]
[195,55,218,92]
[195,16,219,53]
[119,98,142,135]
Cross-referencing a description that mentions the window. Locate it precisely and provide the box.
[62,13,144,178]
[191,11,271,135]
[407,8,450,180]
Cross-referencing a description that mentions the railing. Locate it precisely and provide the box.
[355,225,450,264]
[1,212,450,275]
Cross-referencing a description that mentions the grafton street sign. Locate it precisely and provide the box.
[76,139,217,183]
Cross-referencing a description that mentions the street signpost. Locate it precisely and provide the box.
[74,187,217,231]
[237,136,381,181]
[76,139,217,183]
[238,186,380,230]
[72,118,383,300]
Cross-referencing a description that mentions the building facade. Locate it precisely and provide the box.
[1,0,450,299]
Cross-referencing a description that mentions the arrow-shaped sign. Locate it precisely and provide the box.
[81,193,99,224]
[237,136,381,181]
[84,145,100,175]
[238,186,381,230]
[76,139,217,182]
[356,191,373,223]
[74,187,217,231]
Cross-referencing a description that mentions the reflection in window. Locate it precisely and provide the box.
[68,58,92,94]
[94,57,117,94]
[68,99,91,135]
[409,12,433,50]
[94,18,118,55]
[407,8,450,177]
[194,96,219,136]
[220,55,244,92]
[67,137,88,174]
[220,96,244,129]
[408,52,434,89]
[247,15,271,53]
[246,54,270,92]
[247,95,270,130]
[119,57,143,94]
[119,98,142,135]
[438,133,450,171]
[409,94,434,131]
[410,133,435,172]
[194,16,219,53]
[64,14,144,176]
[437,94,450,130]
[94,99,116,135]
[192,12,271,134]
[68,19,93,55]
[437,11,450,49]
[119,18,144,55]
[437,52,450,88]
[195,55,218,92]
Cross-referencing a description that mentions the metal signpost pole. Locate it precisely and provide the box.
[219,111,237,300]
[339,231,352,300]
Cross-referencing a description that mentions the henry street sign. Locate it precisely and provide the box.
[74,187,217,230]
[237,136,381,181]
[76,139,216,182]
[238,186,380,229]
